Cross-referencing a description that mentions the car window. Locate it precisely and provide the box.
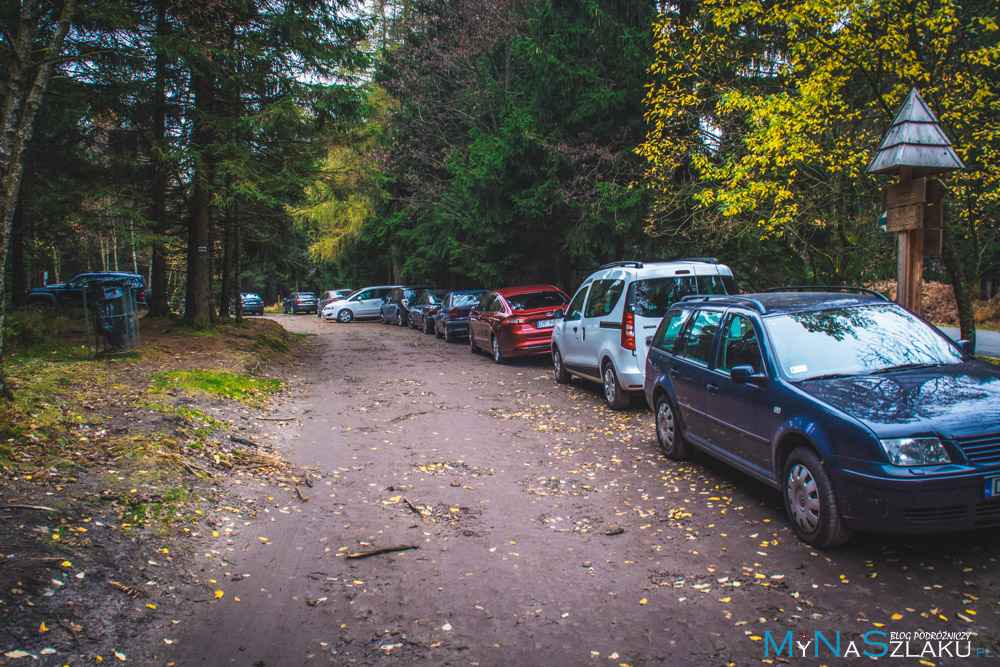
[632,277,699,318]
[565,287,589,322]
[677,310,722,366]
[453,293,482,307]
[764,303,964,379]
[716,314,764,373]
[478,294,497,312]
[651,309,691,353]
[355,290,372,300]
[585,279,625,318]
[697,275,732,296]
[505,291,567,311]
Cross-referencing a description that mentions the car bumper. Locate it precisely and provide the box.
[442,320,469,335]
[837,464,1000,533]
[498,328,555,358]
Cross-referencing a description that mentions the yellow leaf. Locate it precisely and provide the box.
[639,598,647,605]
[891,613,903,620]
[40,621,49,633]
[146,604,156,610]
[214,590,224,599]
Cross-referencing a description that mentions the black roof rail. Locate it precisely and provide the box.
[666,257,720,265]
[598,261,644,270]
[679,294,767,313]
[764,286,890,301]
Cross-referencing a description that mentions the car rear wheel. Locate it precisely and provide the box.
[552,346,570,384]
[423,317,433,334]
[379,310,387,324]
[397,311,405,326]
[337,309,353,323]
[407,313,417,329]
[655,395,691,460]
[491,336,504,364]
[435,324,444,339]
[469,331,478,353]
[783,447,851,548]
[602,362,630,410]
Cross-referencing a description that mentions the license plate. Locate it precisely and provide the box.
[986,476,1000,500]
[536,319,555,329]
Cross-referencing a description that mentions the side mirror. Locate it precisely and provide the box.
[552,308,564,319]
[957,339,975,355]
[731,365,767,386]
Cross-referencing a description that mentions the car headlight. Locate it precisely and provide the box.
[879,437,951,466]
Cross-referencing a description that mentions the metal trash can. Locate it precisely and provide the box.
[83,278,140,356]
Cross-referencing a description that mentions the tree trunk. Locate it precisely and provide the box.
[184,67,215,330]
[11,201,26,307]
[219,205,232,318]
[234,206,243,324]
[0,0,77,400]
[941,216,976,349]
[148,0,171,316]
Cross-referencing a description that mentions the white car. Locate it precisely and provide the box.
[550,259,737,409]
[322,285,400,322]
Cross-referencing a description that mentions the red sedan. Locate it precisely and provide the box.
[468,285,569,363]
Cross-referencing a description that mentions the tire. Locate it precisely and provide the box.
[337,309,353,323]
[29,300,53,313]
[602,362,630,410]
[655,394,692,460]
[443,326,453,343]
[397,311,405,326]
[469,330,478,353]
[435,323,444,339]
[491,336,504,364]
[423,317,433,334]
[783,447,851,548]
[408,313,417,329]
[379,310,387,325]
[552,346,570,384]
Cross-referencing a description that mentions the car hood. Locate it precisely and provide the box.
[28,283,66,292]
[798,362,1000,439]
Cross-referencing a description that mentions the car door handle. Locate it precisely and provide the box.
[572,326,578,332]
[707,383,719,394]
[669,368,679,377]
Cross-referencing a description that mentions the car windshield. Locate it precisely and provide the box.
[452,293,483,307]
[633,276,723,318]
[505,291,567,311]
[764,304,964,380]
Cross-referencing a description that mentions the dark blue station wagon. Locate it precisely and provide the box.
[644,290,1000,547]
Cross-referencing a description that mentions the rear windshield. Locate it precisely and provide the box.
[632,276,729,318]
[452,293,483,307]
[506,291,568,311]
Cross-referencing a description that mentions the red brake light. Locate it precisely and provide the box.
[621,310,635,351]
[449,308,460,317]
[504,317,526,326]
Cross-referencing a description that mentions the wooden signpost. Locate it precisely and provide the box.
[867,89,964,314]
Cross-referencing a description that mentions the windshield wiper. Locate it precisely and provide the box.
[867,363,941,375]
[796,372,857,382]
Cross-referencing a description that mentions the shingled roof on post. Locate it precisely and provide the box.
[867,88,964,176]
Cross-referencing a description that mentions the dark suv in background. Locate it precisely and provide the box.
[282,292,317,314]
[380,285,432,326]
[25,272,147,311]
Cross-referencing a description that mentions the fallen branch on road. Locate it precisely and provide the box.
[347,544,418,559]
[403,497,425,516]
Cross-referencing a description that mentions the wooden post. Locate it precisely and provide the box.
[894,167,923,313]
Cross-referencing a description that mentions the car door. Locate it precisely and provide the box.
[580,278,627,379]
[706,313,774,477]
[351,289,374,317]
[670,309,723,445]
[470,293,496,347]
[556,285,591,372]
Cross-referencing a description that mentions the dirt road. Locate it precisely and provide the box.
[159,315,999,666]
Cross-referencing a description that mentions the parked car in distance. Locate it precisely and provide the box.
[323,286,399,322]
[317,289,353,317]
[26,272,147,312]
[238,292,264,315]
[408,289,449,333]
[435,290,487,342]
[551,258,737,409]
[644,288,1000,548]
[469,285,569,363]
[283,292,317,314]
[380,285,432,326]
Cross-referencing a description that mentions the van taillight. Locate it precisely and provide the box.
[621,310,635,351]
[449,308,460,317]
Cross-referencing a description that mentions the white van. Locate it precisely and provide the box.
[550,259,736,409]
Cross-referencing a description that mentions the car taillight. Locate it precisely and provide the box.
[429,307,439,314]
[449,308,460,317]
[621,310,635,351]
[504,316,526,326]
[296,298,303,302]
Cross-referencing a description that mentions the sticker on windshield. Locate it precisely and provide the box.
[790,365,808,374]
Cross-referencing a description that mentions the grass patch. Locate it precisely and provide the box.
[149,369,283,406]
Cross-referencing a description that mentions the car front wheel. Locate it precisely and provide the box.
[655,395,691,460]
[423,317,433,334]
[602,362,630,410]
[552,346,570,384]
[469,331,478,353]
[491,336,504,364]
[783,447,851,548]
[397,311,405,326]
[337,309,353,323]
